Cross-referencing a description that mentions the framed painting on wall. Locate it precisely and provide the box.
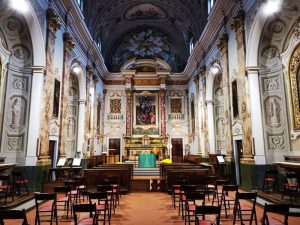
[133,91,159,135]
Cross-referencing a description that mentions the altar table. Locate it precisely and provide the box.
[138,153,156,168]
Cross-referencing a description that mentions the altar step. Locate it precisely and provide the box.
[133,167,160,176]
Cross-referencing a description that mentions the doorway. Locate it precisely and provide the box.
[108,138,121,161]
[171,138,183,163]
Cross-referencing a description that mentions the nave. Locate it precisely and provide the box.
[2,191,300,225]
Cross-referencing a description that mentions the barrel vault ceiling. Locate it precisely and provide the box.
[83,0,208,73]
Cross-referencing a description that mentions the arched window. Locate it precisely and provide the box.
[189,38,194,54]
[77,0,84,11]
[208,0,214,14]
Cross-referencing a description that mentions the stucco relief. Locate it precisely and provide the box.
[232,120,242,136]
[264,96,282,129]
[50,121,60,136]
[11,75,28,92]
[268,134,285,150]
[6,135,23,152]
[8,96,26,130]
[263,77,280,92]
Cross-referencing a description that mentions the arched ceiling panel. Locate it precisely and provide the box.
[83,0,208,72]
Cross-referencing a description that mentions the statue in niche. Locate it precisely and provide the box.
[11,98,22,127]
[67,118,75,137]
[217,119,225,137]
[269,98,281,127]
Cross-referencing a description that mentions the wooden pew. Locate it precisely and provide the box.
[183,155,202,164]
[161,163,213,178]
[166,168,210,191]
[160,163,192,178]
[93,164,134,179]
[84,168,130,193]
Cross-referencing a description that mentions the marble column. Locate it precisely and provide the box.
[246,67,266,164]
[90,76,98,156]
[231,11,254,162]
[217,33,233,159]
[27,66,45,165]
[200,66,210,156]
[160,89,167,136]
[207,100,216,154]
[193,74,201,154]
[39,8,61,160]
[77,99,85,156]
[125,89,132,136]
[58,32,75,157]
[83,66,92,157]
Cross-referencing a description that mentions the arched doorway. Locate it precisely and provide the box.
[65,73,79,158]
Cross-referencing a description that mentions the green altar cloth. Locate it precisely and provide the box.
[138,153,156,168]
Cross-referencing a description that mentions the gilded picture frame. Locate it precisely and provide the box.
[133,91,159,135]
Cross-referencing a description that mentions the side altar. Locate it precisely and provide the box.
[124,135,168,161]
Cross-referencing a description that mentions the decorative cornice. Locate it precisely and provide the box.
[46,8,61,33]
[230,10,245,34]
[63,32,75,51]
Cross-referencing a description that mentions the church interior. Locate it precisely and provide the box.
[1,0,300,224]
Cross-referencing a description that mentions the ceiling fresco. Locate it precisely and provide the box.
[83,0,208,72]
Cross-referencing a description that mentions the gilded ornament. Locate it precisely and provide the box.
[46,8,61,33]
[217,33,228,52]
[241,101,246,113]
[289,44,300,129]
[63,32,75,51]
[230,11,245,33]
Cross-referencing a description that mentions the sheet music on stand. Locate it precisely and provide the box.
[57,158,66,167]
[72,158,81,167]
[217,155,225,164]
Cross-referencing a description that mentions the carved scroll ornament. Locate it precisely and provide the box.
[289,44,300,130]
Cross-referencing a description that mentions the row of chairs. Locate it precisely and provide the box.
[171,177,291,225]
[262,170,300,201]
[0,172,29,204]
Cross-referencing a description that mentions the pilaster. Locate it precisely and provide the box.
[231,11,254,163]
[38,8,61,162]
[218,33,233,160]
[58,32,75,157]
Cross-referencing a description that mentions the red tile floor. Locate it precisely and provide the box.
[3,192,300,225]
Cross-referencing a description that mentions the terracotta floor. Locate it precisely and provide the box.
[4,192,300,225]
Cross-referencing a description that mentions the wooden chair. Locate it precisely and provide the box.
[54,186,72,219]
[89,191,110,225]
[97,185,115,216]
[261,203,289,225]
[12,171,29,195]
[0,209,28,225]
[178,185,196,218]
[220,184,239,218]
[195,205,221,225]
[0,175,14,204]
[281,173,299,202]
[233,191,258,225]
[262,169,278,193]
[73,203,98,225]
[34,192,58,225]
[212,179,229,205]
[184,191,206,225]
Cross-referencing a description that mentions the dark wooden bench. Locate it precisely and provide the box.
[94,164,134,179]
[161,163,213,178]
[84,168,130,193]
[166,168,210,191]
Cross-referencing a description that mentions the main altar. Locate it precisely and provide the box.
[124,135,167,161]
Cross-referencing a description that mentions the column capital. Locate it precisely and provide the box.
[63,32,75,51]
[193,74,200,86]
[46,8,61,34]
[230,10,245,34]
[217,33,228,52]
